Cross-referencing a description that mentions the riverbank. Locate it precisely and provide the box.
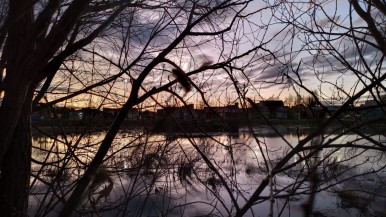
[31,117,386,137]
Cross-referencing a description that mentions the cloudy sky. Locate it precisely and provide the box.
[45,0,385,108]
[240,0,386,105]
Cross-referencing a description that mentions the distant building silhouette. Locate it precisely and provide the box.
[256,100,288,119]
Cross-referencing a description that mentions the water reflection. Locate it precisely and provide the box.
[30,129,386,217]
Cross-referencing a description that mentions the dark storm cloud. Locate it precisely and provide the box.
[101,8,178,48]
[255,81,286,90]
[253,61,312,82]
[254,64,288,80]
[44,86,77,93]
[299,36,384,77]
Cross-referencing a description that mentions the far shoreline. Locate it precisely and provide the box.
[31,118,386,137]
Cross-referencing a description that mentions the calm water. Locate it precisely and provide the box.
[30,128,386,217]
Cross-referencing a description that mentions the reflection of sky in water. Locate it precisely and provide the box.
[30,130,386,217]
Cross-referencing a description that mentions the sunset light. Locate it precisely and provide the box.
[0,1,385,217]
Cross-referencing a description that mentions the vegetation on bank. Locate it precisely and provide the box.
[31,116,386,136]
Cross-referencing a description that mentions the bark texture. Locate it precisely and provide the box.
[0,91,33,217]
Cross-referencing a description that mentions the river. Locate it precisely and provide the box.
[29,128,386,217]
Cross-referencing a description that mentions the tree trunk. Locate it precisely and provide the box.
[0,90,33,217]
[0,78,31,160]
[0,0,34,163]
